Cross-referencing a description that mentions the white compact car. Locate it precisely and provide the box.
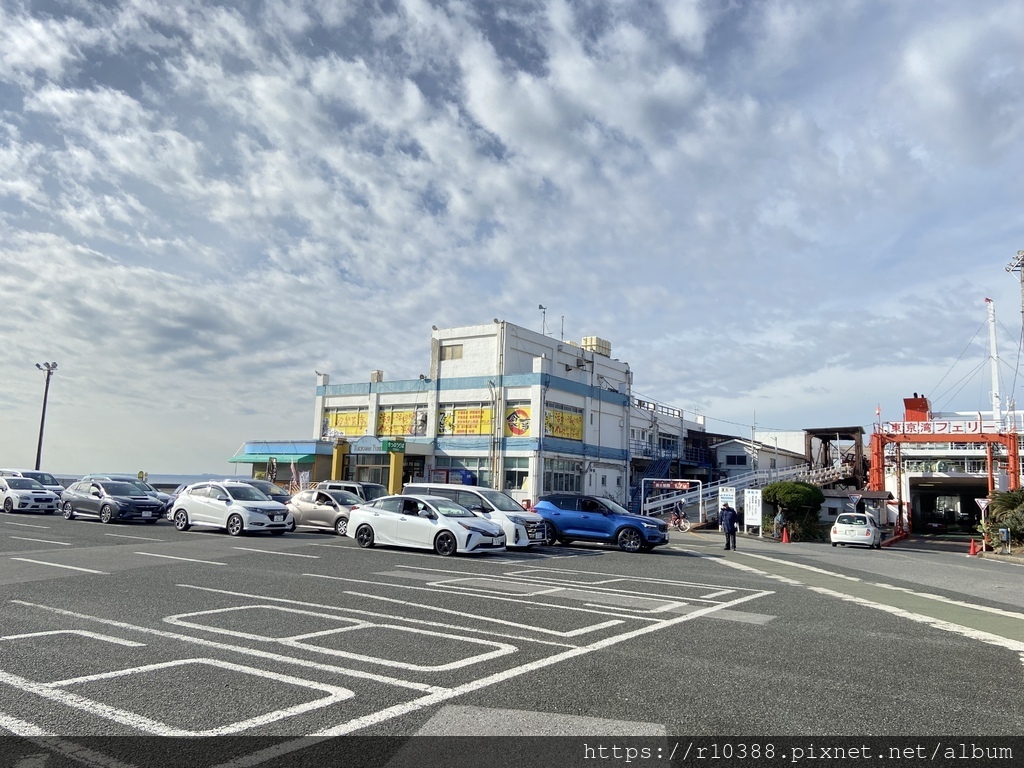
[830,513,883,549]
[348,494,506,556]
[171,481,292,536]
[402,483,546,548]
[0,476,60,514]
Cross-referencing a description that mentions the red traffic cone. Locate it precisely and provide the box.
[967,539,979,557]
[781,526,790,544]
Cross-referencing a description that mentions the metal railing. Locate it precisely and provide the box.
[641,463,849,517]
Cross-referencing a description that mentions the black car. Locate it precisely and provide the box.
[61,480,165,524]
[532,493,669,552]
[227,478,292,505]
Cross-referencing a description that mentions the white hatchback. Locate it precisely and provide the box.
[349,494,506,556]
[830,513,883,549]
[171,481,292,536]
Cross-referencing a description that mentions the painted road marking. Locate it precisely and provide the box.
[133,552,225,566]
[11,600,445,694]
[1,630,144,647]
[10,559,106,575]
[231,547,319,558]
[177,585,603,646]
[104,533,162,541]
[0,659,354,736]
[10,537,72,546]
[2,522,51,529]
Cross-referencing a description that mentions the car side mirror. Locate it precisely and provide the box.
[470,505,486,514]
[217,494,230,502]
[419,509,435,518]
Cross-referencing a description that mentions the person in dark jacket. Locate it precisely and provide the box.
[721,504,739,551]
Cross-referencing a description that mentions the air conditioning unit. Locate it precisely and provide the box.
[576,357,587,368]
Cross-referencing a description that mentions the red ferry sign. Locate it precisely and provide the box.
[880,420,999,435]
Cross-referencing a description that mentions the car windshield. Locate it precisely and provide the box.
[23,472,58,485]
[362,484,387,501]
[104,482,143,496]
[327,490,362,505]
[837,514,867,526]
[245,480,282,494]
[8,478,44,490]
[431,499,476,518]
[477,488,526,512]
[597,498,631,515]
[226,485,271,501]
[127,480,156,494]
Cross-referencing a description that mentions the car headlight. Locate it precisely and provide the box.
[507,515,525,525]
[641,522,658,529]
[244,506,269,515]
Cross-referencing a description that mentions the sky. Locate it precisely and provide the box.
[1,0,1023,476]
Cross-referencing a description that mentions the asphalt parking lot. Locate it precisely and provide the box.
[4,512,1024,767]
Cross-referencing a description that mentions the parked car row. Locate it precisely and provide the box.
[0,468,668,556]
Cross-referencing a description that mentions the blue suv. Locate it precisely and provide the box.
[533,494,669,553]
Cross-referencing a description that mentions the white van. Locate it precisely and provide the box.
[402,482,547,548]
[316,480,388,501]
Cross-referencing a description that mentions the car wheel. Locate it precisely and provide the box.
[355,524,375,548]
[173,509,190,531]
[434,531,458,556]
[617,527,644,553]
[543,526,560,546]
[226,514,244,536]
[831,542,837,547]
[99,505,115,524]
[3,498,13,513]
[286,520,296,532]
[334,516,348,537]
[63,502,75,520]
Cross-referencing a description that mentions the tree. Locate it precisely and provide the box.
[762,481,826,541]
[984,490,1024,546]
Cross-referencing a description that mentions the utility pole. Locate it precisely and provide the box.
[34,362,58,470]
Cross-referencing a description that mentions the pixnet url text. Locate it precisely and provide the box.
[582,743,1014,763]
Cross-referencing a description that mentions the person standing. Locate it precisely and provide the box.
[721,504,739,551]
[773,510,784,539]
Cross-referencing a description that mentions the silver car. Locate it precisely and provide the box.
[286,488,362,536]
[171,481,292,536]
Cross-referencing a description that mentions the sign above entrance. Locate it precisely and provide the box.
[652,480,689,490]
[350,436,383,454]
[382,439,406,454]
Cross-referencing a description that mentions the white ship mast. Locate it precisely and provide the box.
[986,297,1001,425]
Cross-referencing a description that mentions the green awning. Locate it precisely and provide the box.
[228,453,316,464]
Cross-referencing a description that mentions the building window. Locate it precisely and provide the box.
[434,455,492,488]
[503,457,529,491]
[543,458,581,493]
[439,344,463,360]
[726,455,748,466]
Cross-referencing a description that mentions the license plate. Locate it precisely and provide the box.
[529,531,544,540]
[274,515,283,522]
[142,512,151,518]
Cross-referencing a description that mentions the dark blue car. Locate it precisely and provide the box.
[533,494,669,553]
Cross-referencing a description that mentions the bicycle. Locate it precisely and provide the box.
[667,503,691,533]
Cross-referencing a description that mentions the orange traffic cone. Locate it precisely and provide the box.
[781,526,790,544]
[967,539,979,557]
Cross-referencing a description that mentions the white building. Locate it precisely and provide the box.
[311,321,634,505]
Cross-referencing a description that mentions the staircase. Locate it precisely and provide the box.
[627,456,672,514]
[640,463,851,519]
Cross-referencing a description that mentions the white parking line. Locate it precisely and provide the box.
[2,522,50,529]
[11,537,72,546]
[231,547,319,558]
[105,533,162,541]
[134,552,225,565]
[0,710,53,736]
[10,558,106,574]
[1,630,145,647]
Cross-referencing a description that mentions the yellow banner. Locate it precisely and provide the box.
[504,406,532,437]
[328,410,368,436]
[377,410,414,436]
[438,407,493,436]
[544,410,583,440]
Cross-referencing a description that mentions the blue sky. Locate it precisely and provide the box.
[1,0,1022,475]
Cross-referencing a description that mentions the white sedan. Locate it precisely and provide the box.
[348,494,506,556]
[830,513,883,549]
[0,476,60,514]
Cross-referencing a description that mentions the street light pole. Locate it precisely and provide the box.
[34,362,57,470]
